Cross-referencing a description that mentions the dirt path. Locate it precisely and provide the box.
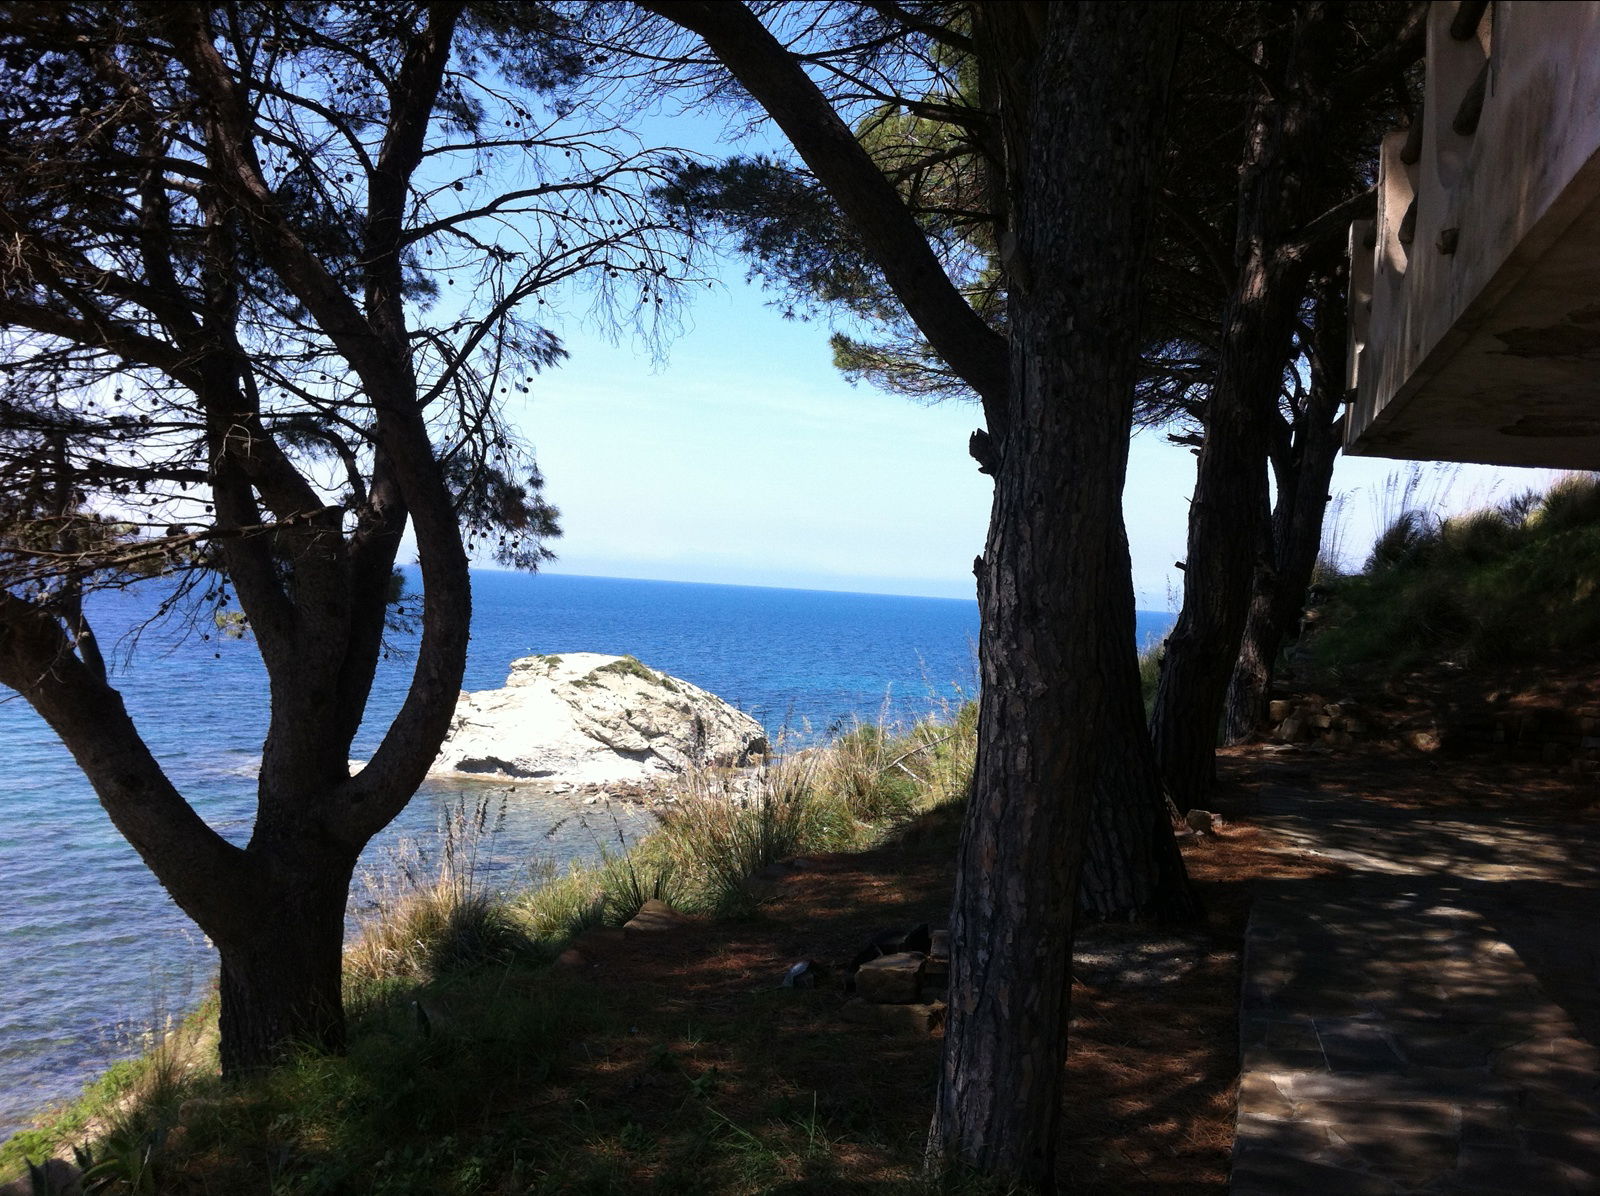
[1231,756,1600,1194]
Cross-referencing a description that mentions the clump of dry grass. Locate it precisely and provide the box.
[651,758,843,913]
[345,794,535,991]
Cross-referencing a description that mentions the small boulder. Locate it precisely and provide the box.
[855,951,927,1004]
[623,898,686,937]
[1407,729,1442,753]
[844,923,931,986]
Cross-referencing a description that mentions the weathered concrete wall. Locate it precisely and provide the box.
[1346,1,1600,468]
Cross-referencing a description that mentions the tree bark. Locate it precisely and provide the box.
[215,849,356,1072]
[928,6,1180,1187]
[1223,521,1281,745]
[1150,7,1337,811]
[1081,709,1196,924]
[1080,528,1196,923]
[1224,277,1347,742]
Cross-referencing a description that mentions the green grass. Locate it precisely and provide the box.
[588,654,665,685]
[1308,474,1600,680]
[0,708,980,1193]
[1138,640,1164,716]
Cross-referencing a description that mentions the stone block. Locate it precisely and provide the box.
[1269,699,1295,721]
[1237,1072,1297,1119]
[855,951,926,1003]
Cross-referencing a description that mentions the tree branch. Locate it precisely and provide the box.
[640,0,1010,435]
[1280,184,1376,264]
[1337,2,1428,104]
[0,591,253,937]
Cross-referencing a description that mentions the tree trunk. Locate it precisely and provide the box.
[1082,722,1196,923]
[1223,548,1280,744]
[214,846,357,1074]
[929,6,1180,1187]
[1224,275,1348,743]
[1081,530,1197,923]
[1150,9,1337,811]
[1148,439,1267,808]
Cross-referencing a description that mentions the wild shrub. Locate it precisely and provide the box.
[346,793,534,989]
[1365,508,1438,573]
[653,761,828,914]
[595,849,679,924]
[1438,506,1520,564]
[1529,472,1600,534]
[816,719,921,822]
[917,698,978,807]
[1310,474,1600,677]
[345,878,536,989]
[508,862,606,946]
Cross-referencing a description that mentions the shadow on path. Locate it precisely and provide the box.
[1231,766,1600,1194]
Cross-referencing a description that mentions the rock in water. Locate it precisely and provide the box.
[431,653,769,784]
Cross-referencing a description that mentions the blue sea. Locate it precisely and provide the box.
[0,569,1173,1140]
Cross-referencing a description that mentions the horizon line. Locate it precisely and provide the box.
[428,563,1179,615]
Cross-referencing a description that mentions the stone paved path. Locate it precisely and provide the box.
[1231,767,1600,1194]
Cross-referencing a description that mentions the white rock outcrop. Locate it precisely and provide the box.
[430,653,769,785]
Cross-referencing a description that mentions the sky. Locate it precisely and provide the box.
[448,84,1564,610]
[494,265,1559,609]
